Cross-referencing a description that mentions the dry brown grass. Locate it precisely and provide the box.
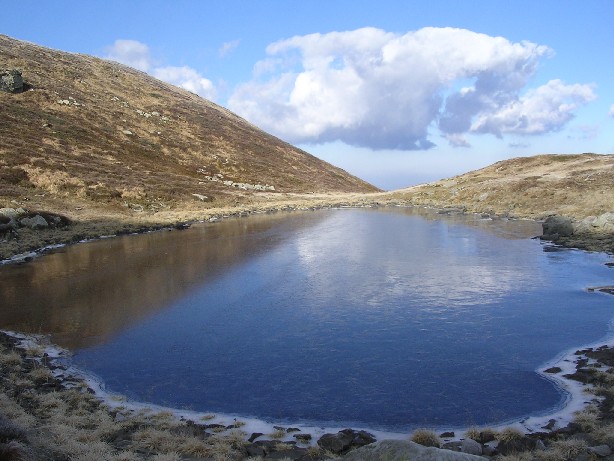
[386,153,614,221]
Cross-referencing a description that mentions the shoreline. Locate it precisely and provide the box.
[2,195,613,265]
[2,325,614,459]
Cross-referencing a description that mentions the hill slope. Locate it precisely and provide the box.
[0,34,377,216]
[388,153,614,220]
[385,153,614,252]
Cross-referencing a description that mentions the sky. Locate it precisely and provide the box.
[2,1,613,190]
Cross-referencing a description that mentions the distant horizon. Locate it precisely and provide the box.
[3,1,613,190]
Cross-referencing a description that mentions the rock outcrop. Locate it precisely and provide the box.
[0,208,69,233]
[0,69,23,93]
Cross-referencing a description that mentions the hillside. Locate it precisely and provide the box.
[387,153,614,220]
[0,35,376,211]
[385,153,614,252]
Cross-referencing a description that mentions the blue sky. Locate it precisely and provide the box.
[2,1,613,190]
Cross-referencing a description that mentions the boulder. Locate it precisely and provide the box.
[19,215,49,230]
[461,438,483,456]
[542,215,574,238]
[591,212,614,231]
[0,208,21,220]
[337,440,488,461]
[317,429,376,455]
[0,69,24,93]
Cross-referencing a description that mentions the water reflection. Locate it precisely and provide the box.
[0,212,326,348]
[295,208,544,311]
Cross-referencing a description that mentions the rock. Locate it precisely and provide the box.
[0,69,24,93]
[588,445,612,457]
[192,193,209,201]
[247,432,263,443]
[544,367,562,374]
[461,438,483,456]
[318,431,354,454]
[0,208,21,220]
[338,440,488,460]
[317,429,376,455]
[293,433,312,443]
[122,130,133,135]
[591,212,614,231]
[440,432,455,438]
[542,215,574,238]
[19,215,48,230]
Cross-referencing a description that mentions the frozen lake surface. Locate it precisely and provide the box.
[1,207,613,431]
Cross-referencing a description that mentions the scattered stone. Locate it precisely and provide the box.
[338,440,488,461]
[544,366,562,373]
[122,129,133,135]
[0,69,24,93]
[440,432,455,438]
[286,427,301,433]
[192,193,210,201]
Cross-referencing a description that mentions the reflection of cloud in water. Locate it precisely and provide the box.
[295,208,544,311]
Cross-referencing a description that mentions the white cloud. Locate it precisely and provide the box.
[104,39,153,72]
[470,79,596,136]
[229,27,594,150]
[153,66,216,100]
[104,40,216,100]
[610,104,614,117]
[219,39,240,57]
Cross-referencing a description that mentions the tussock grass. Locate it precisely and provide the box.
[497,427,524,442]
[572,406,600,432]
[410,429,441,448]
[269,428,287,439]
[535,438,588,461]
[464,426,498,443]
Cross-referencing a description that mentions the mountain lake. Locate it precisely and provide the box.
[1,207,614,433]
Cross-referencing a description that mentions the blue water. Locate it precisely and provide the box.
[3,208,614,431]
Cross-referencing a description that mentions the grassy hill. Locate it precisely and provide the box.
[0,35,376,212]
[387,153,614,220]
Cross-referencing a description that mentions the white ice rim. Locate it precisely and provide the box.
[3,318,612,444]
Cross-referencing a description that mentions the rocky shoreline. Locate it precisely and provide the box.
[2,329,614,460]
[2,197,613,266]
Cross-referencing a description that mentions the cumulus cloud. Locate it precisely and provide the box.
[228,27,595,150]
[105,39,153,72]
[470,79,596,136]
[152,66,216,100]
[104,39,216,100]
